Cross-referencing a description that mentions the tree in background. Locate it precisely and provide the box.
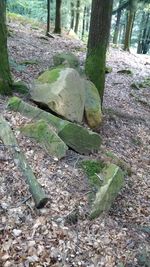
[85,0,113,103]
[124,0,137,51]
[74,0,81,33]
[70,1,75,29]
[113,0,122,44]
[0,0,12,95]
[54,0,62,33]
[46,0,51,35]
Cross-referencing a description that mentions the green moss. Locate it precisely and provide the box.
[53,52,79,68]
[12,81,29,95]
[7,96,21,111]
[105,66,113,73]
[80,160,105,188]
[37,68,62,84]
[19,60,39,65]
[85,44,106,103]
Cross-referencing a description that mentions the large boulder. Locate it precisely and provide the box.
[53,52,80,69]
[84,80,102,128]
[31,67,85,123]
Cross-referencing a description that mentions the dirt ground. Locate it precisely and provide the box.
[0,18,150,267]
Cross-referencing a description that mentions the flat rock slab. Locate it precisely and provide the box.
[90,163,124,219]
[84,80,102,128]
[31,67,85,123]
[20,120,68,159]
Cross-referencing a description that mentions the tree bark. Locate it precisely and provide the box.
[0,0,12,95]
[70,1,75,29]
[46,0,50,35]
[113,0,122,44]
[124,0,137,51]
[86,6,90,32]
[82,6,86,39]
[74,0,80,34]
[0,115,48,209]
[54,0,62,34]
[85,0,113,104]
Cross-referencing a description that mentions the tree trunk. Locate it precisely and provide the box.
[7,97,102,154]
[124,0,137,51]
[54,0,62,34]
[137,12,145,54]
[46,0,50,35]
[70,1,75,29]
[85,0,113,104]
[74,0,80,34]
[86,6,90,32]
[141,13,150,54]
[0,115,48,209]
[82,6,86,39]
[113,0,122,44]
[0,0,12,95]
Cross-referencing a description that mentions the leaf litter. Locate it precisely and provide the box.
[0,20,150,267]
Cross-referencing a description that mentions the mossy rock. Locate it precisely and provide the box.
[80,160,124,219]
[104,150,132,176]
[105,66,113,73]
[117,69,133,75]
[53,52,80,69]
[90,163,124,219]
[84,80,103,128]
[37,67,62,84]
[20,119,68,159]
[12,81,29,95]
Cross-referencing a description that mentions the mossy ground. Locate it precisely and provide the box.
[53,52,79,68]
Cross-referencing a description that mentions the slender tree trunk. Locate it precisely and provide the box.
[70,1,75,29]
[124,0,137,51]
[0,0,12,95]
[74,0,80,34]
[82,6,86,39]
[54,0,62,34]
[85,0,113,104]
[46,0,50,35]
[113,0,122,44]
[141,13,150,54]
[137,12,145,54]
[86,6,90,32]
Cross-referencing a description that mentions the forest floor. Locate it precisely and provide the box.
[0,18,150,267]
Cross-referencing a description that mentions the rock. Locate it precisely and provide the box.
[53,52,80,69]
[7,97,102,154]
[105,66,112,73]
[84,80,102,128]
[90,163,124,219]
[31,67,85,123]
[20,120,68,159]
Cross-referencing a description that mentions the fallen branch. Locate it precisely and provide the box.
[0,115,49,209]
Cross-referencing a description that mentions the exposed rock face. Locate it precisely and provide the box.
[31,67,85,123]
[53,52,80,69]
[90,163,124,219]
[84,80,102,128]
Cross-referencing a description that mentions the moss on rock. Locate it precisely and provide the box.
[53,52,80,69]
[37,68,62,84]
